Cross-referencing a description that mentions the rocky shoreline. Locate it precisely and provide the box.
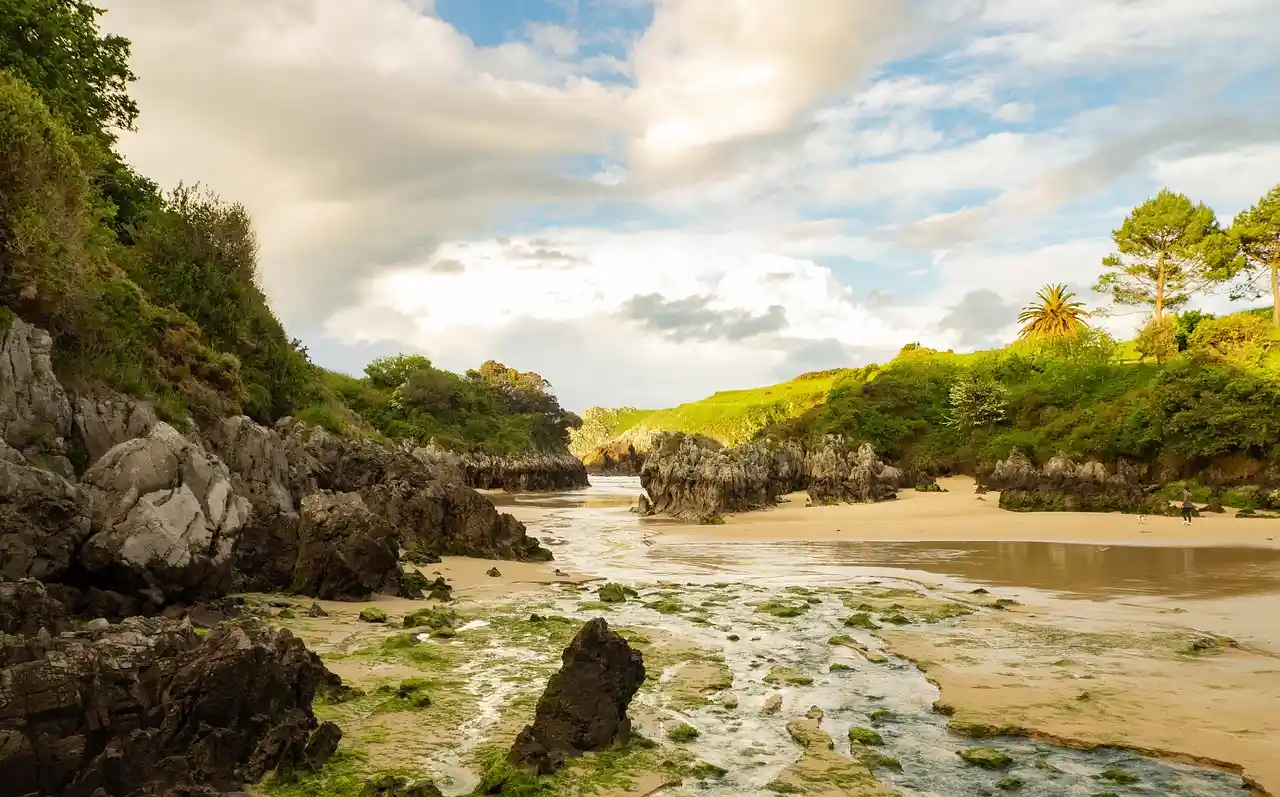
[0,317,568,796]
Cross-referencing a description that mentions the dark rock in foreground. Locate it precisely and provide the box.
[506,617,645,775]
[0,618,343,797]
[0,579,68,636]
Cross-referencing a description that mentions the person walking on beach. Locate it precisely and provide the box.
[1181,489,1195,526]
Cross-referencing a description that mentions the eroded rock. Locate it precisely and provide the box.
[459,449,588,492]
[0,440,92,582]
[78,423,251,607]
[71,391,157,469]
[0,579,68,636]
[981,452,1168,515]
[507,617,645,775]
[0,318,73,474]
[0,618,343,797]
[292,491,401,601]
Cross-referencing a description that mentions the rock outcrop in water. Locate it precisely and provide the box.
[638,433,900,521]
[980,451,1171,514]
[0,616,343,797]
[506,617,646,775]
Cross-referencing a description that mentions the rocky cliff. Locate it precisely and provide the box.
[637,433,906,521]
[457,449,589,491]
[0,318,552,615]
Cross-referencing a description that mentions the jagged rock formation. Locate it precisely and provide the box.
[281,421,551,564]
[78,423,251,608]
[507,617,645,775]
[580,441,645,476]
[0,318,74,477]
[292,491,401,600]
[459,449,588,491]
[206,415,301,593]
[71,391,158,468]
[0,579,69,636]
[0,438,93,582]
[0,616,343,797]
[638,433,899,521]
[980,451,1169,514]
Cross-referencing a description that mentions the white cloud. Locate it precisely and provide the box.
[101,0,1280,407]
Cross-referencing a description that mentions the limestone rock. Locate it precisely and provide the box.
[280,422,552,563]
[207,416,301,592]
[71,391,157,468]
[459,449,589,492]
[292,491,401,601]
[78,423,251,607]
[638,433,893,520]
[507,617,645,775]
[0,579,69,636]
[0,318,73,474]
[0,618,343,797]
[980,451,1166,515]
[0,440,92,582]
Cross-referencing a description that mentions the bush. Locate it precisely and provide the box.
[1187,313,1272,365]
[1134,316,1177,364]
[0,72,91,322]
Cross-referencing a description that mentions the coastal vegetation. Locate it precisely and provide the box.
[0,2,572,456]
[581,188,1280,488]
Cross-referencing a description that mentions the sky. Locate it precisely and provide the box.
[102,0,1280,411]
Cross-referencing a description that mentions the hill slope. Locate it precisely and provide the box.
[569,367,870,464]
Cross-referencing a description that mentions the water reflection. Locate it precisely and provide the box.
[650,539,1280,600]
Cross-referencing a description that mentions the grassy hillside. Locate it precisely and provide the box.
[0,6,576,457]
[579,313,1280,489]
[569,367,870,456]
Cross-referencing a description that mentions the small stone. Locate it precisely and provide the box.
[722,695,739,709]
[358,607,388,623]
[306,603,329,617]
[957,747,1014,770]
[727,634,740,641]
[85,618,110,632]
[486,567,502,578]
[762,693,783,715]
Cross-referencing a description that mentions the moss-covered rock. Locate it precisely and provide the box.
[957,747,1014,770]
[359,607,388,623]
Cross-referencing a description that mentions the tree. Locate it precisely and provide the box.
[1226,184,1280,327]
[365,354,433,390]
[1187,314,1272,366]
[1094,189,1228,322]
[1173,310,1214,352]
[0,0,138,136]
[1134,316,1177,364]
[944,373,1009,429]
[1016,283,1091,339]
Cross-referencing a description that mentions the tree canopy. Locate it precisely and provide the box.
[1016,284,1090,339]
[1226,184,1280,327]
[1094,189,1229,322]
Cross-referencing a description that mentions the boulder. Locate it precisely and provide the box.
[0,579,69,636]
[0,318,73,475]
[206,416,301,592]
[506,617,645,775]
[0,618,343,797]
[806,439,899,504]
[281,422,551,563]
[70,391,158,469]
[292,491,401,601]
[77,423,251,607]
[360,775,444,797]
[0,440,93,582]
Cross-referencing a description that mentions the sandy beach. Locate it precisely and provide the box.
[654,476,1280,549]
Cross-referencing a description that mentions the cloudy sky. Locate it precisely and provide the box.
[103,0,1280,411]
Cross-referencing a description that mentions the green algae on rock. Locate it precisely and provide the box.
[359,607,389,623]
[958,747,1015,770]
[848,727,884,747]
[764,666,815,686]
[666,723,700,742]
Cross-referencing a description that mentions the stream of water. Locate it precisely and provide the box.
[460,477,1272,796]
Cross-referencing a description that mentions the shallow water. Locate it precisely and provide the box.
[419,477,1268,796]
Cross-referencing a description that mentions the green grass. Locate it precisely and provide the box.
[570,368,868,454]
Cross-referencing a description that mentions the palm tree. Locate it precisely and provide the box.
[1017,284,1091,339]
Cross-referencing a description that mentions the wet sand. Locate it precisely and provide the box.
[883,600,1280,795]
[657,476,1280,549]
